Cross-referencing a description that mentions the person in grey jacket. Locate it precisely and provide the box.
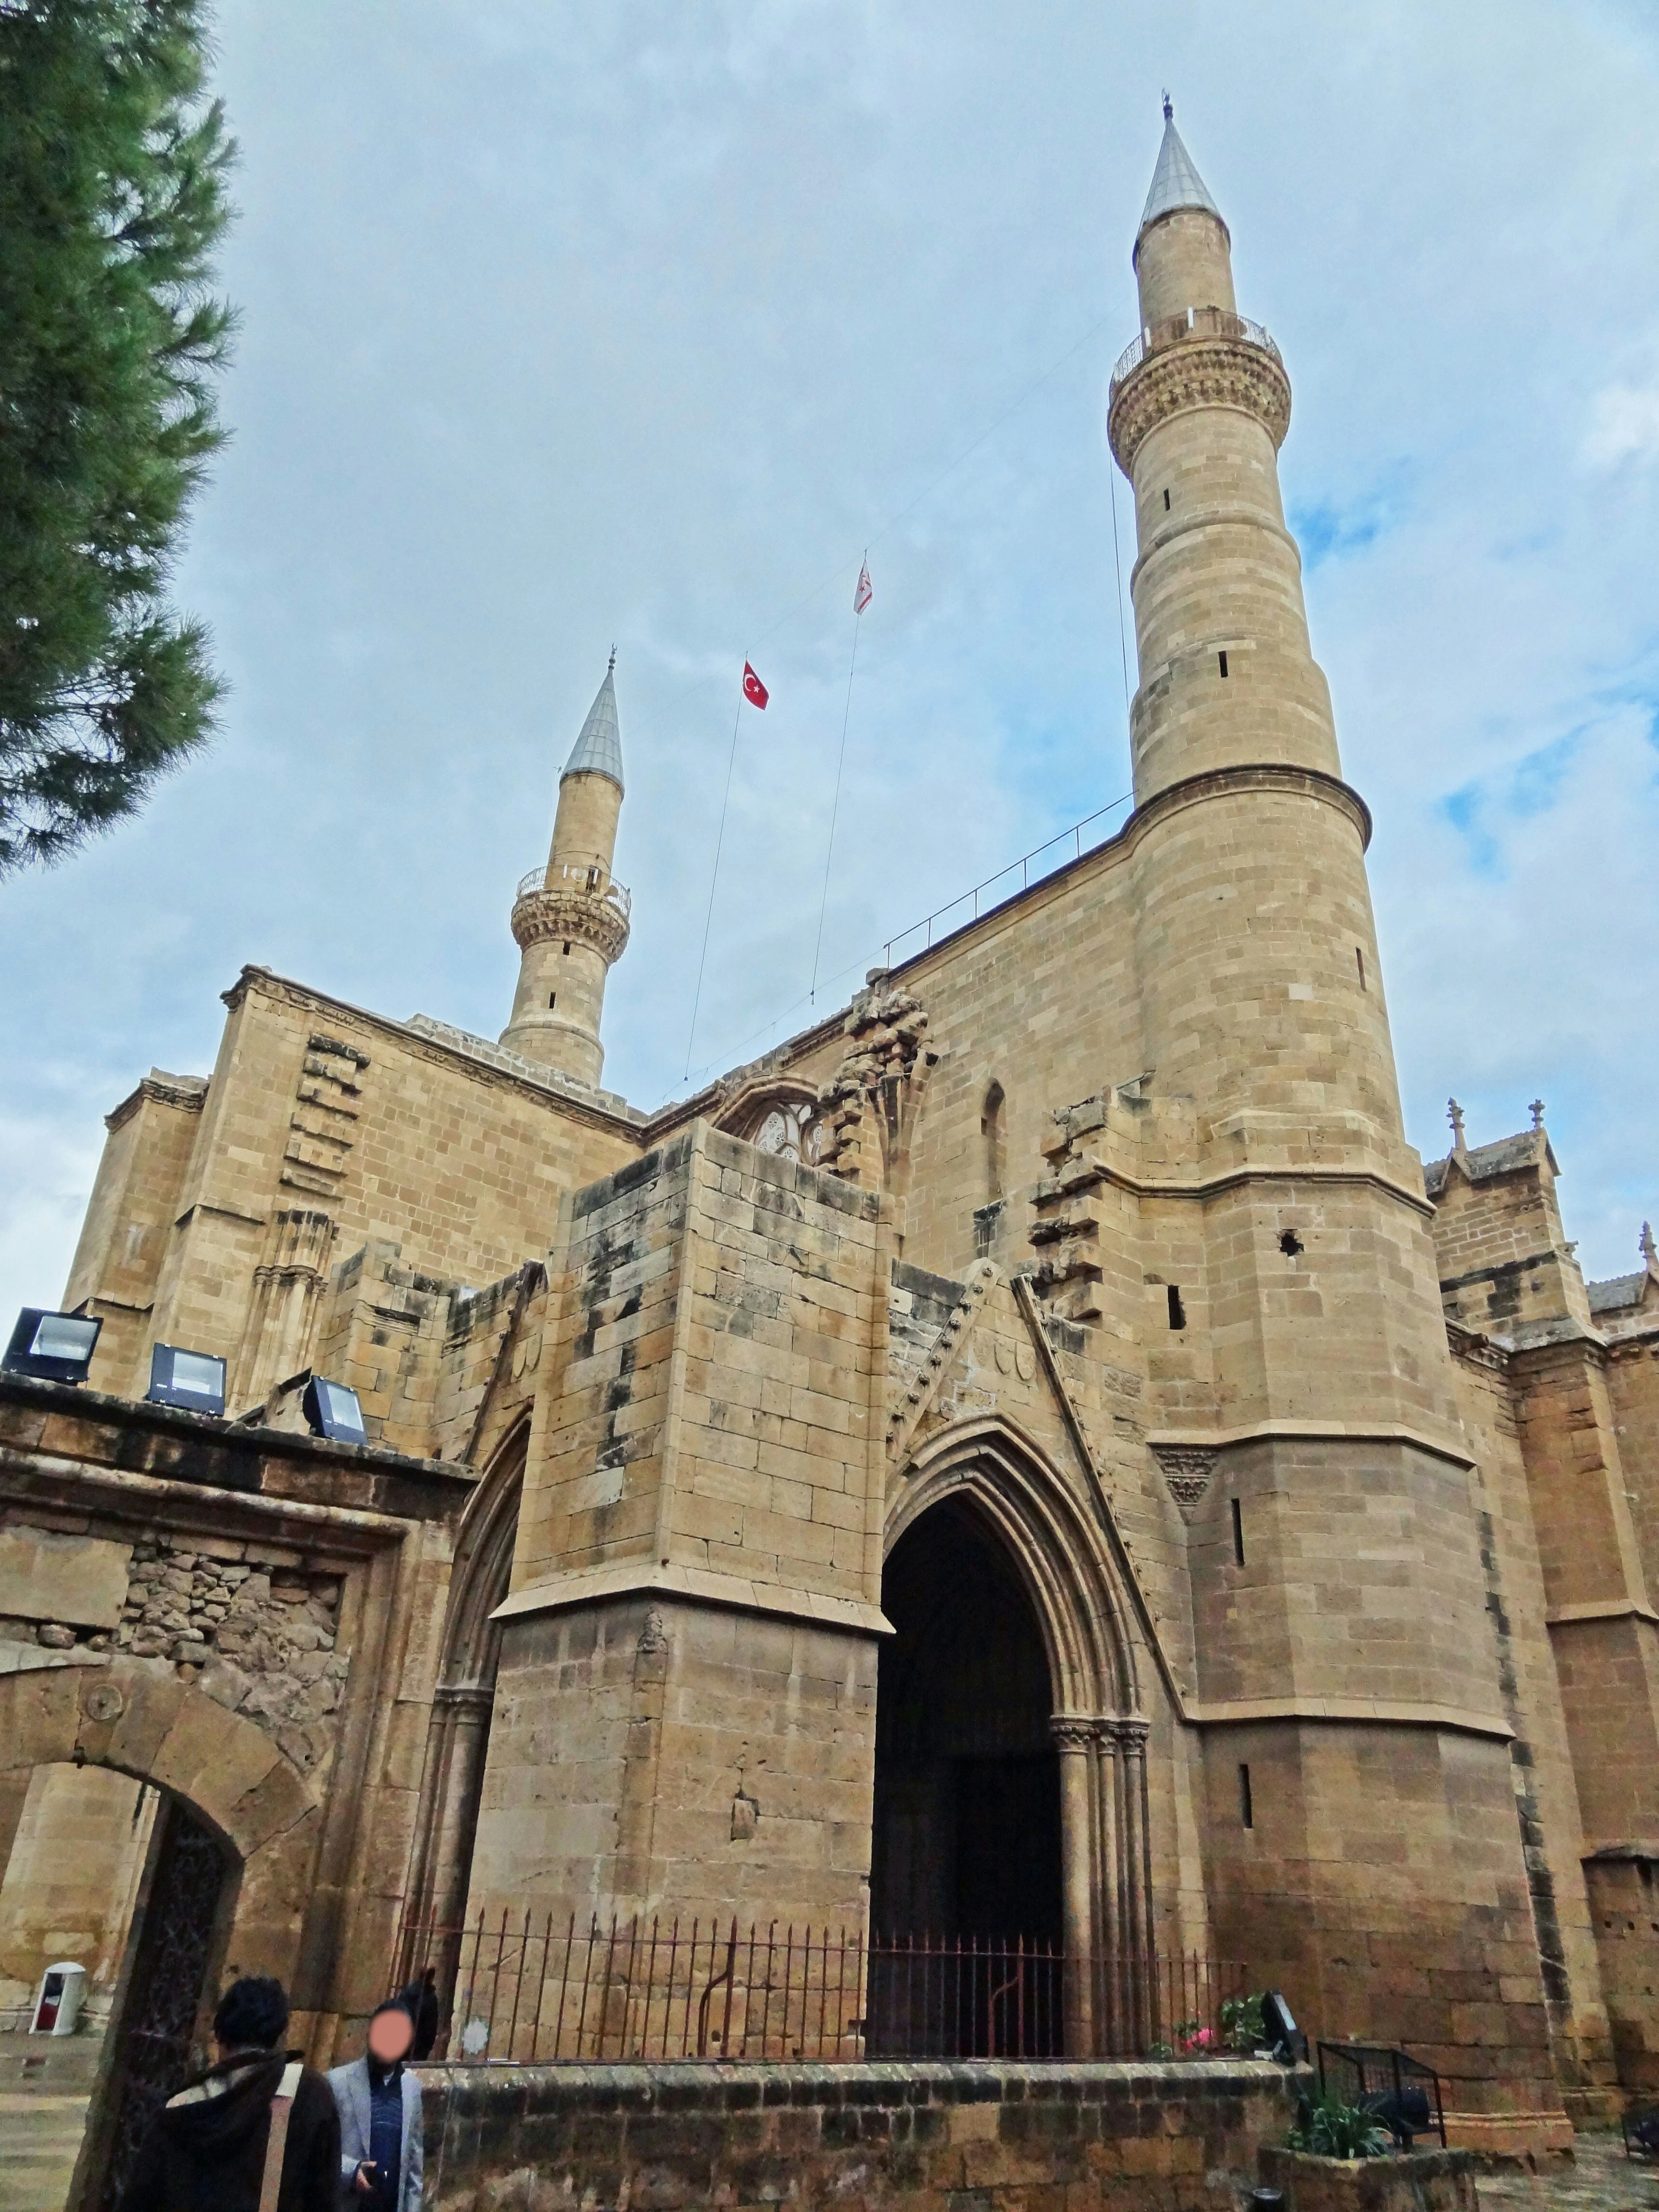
[325,2000,423,2212]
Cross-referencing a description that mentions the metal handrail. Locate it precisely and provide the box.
[515,863,632,917]
[880,791,1133,971]
[1110,307,1280,391]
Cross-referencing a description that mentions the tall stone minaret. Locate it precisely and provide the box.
[1109,108,1538,2049]
[1111,99,1408,1163]
[500,656,630,1086]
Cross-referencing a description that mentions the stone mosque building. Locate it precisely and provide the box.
[3,109,1658,2181]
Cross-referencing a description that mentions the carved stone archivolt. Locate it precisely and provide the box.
[819,983,934,1186]
[1107,335,1292,473]
[1150,1443,1219,1524]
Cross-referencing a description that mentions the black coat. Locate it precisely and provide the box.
[116,2050,340,2212]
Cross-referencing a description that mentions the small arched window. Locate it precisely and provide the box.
[982,1081,1006,1204]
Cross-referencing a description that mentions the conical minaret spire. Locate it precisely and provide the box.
[1137,96,1225,247]
[500,658,632,1086]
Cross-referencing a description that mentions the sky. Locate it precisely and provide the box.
[3,0,1658,1318]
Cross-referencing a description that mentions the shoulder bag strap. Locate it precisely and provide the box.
[258,2060,304,2212]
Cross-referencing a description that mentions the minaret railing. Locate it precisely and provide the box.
[515,863,632,918]
[1110,306,1279,394]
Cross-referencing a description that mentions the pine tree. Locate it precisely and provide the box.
[0,0,236,874]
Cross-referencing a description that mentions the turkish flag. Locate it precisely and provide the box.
[742,661,769,709]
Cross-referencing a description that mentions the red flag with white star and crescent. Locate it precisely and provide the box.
[854,560,872,615]
[742,661,769,709]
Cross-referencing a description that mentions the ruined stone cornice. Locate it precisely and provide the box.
[1444,1321,1510,1374]
[105,1069,209,1133]
[219,966,645,1136]
[509,884,631,963]
[0,1374,471,1531]
[1108,333,1292,473]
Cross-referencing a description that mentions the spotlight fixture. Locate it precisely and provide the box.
[145,1343,227,1417]
[2,1309,102,1386]
[1260,1989,1306,2063]
[302,1375,367,1445]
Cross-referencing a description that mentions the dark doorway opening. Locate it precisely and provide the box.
[83,1794,234,2212]
[870,1498,1063,2053]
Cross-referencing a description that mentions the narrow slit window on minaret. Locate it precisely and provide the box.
[1356,946,1366,990]
[563,941,571,955]
[1239,1764,1254,1829]
[1231,1497,1245,1566]
[548,992,557,1009]
[1163,487,1171,511]
[1218,650,1229,678]
[1167,1284,1186,1330]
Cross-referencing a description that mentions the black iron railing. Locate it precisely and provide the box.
[396,1912,1249,2065]
[1317,2040,1447,2148]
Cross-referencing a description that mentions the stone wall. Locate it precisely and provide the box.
[66,966,642,1409]
[416,2056,1300,2212]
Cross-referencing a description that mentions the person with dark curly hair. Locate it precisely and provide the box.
[117,1975,339,2212]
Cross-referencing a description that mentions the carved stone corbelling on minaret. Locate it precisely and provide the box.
[818,981,933,1186]
[1107,332,1291,474]
[509,867,631,966]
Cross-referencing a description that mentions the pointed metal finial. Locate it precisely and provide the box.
[1529,1099,1545,1131]
[1448,1098,1466,1151]
[1642,1222,1656,1267]
[608,644,617,674]
[1162,90,1173,122]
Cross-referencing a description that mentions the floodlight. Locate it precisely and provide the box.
[1260,1989,1305,2063]
[146,1343,227,1417]
[302,1375,367,1444]
[3,1309,102,1386]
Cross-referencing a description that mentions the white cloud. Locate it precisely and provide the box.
[1584,380,1659,469]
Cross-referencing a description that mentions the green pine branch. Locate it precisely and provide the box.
[0,0,238,873]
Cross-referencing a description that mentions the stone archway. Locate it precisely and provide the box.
[886,1416,1153,2054]
[397,1419,526,2037]
[0,1654,321,2212]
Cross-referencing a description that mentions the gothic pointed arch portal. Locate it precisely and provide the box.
[876,1417,1157,2056]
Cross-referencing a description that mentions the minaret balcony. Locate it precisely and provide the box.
[1107,305,1291,471]
[511,862,632,960]
[1109,305,1279,394]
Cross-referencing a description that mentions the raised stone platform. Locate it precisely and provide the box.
[416,2055,1302,2212]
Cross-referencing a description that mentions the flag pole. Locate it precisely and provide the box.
[810,558,867,1004]
[685,674,747,1082]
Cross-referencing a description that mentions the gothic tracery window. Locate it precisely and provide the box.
[750,1100,826,1166]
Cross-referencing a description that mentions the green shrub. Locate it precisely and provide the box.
[1220,1992,1267,2050]
[1286,2091,1389,2160]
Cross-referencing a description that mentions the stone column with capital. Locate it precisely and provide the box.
[1050,1714,1099,2054]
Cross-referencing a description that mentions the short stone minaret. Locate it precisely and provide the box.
[500,657,631,1087]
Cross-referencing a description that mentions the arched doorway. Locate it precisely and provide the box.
[872,1498,1061,1948]
[877,1419,1158,2058]
[0,1759,236,2212]
[870,1497,1065,2056]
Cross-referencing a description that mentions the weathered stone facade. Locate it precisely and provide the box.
[4,108,1656,2180]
